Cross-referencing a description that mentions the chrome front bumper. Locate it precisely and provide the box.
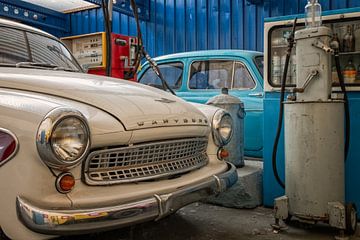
[16,162,237,236]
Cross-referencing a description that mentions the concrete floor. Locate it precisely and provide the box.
[59,203,360,240]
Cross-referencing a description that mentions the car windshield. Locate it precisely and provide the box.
[254,55,264,77]
[0,26,81,72]
[139,62,183,89]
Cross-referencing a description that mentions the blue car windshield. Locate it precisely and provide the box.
[139,62,183,89]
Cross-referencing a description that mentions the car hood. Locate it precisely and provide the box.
[0,68,209,130]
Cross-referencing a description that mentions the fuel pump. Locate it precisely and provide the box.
[272,0,357,237]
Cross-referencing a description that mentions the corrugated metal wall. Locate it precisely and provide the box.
[68,0,360,56]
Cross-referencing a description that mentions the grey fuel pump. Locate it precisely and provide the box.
[272,0,357,238]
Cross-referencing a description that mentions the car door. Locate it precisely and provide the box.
[232,61,263,157]
[176,58,263,158]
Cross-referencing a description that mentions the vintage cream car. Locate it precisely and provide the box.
[0,19,237,239]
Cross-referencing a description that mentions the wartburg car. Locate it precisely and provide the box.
[0,18,237,239]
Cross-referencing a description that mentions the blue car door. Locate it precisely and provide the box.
[176,57,264,158]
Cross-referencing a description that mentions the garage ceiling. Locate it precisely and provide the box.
[21,0,98,13]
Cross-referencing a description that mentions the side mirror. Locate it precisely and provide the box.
[82,65,89,73]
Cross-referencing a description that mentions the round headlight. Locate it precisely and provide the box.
[52,117,88,162]
[212,110,233,147]
[37,108,90,169]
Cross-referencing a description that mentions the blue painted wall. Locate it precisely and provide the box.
[67,0,360,56]
[0,0,69,36]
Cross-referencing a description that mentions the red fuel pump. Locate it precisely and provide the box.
[62,32,138,81]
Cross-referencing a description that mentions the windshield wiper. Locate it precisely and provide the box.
[15,62,79,72]
[16,62,58,68]
[0,63,16,67]
[53,66,79,72]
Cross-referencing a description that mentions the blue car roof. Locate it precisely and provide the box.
[150,49,263,62]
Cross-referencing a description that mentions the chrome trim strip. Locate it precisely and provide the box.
[213,175,222,194]
[0,128,19,167]
[16,163,237,235]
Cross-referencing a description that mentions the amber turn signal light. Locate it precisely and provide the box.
[56,172,75,194]
[217,148,230,160]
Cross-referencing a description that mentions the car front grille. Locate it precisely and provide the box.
[83,138,208,185]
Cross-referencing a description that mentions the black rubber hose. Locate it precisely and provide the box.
[129,0,176,96]
[334,53,350,160]
[101,0,112,77]
[143,48,176,95]
[106,1,112,76]
[272,18,297,189]
[127,0,143,79]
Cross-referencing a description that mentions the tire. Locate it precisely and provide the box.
[345,203,357,235]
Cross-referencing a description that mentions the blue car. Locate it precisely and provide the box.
[138,50,264,158]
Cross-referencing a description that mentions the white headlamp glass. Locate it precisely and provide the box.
[37,108,90,169]
[212,110,233,146]
[51,117,89,162]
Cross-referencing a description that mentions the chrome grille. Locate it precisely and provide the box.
[83,138,208,185]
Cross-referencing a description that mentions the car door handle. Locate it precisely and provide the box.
[248,92,263,97]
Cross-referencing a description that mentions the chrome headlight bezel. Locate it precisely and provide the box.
[36,107,91,170]
[211,110,233,147]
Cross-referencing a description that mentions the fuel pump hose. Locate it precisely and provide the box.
[101,0,112,77]
[334,53,350,160]
[272,18,297,189]
[129,0,176,96]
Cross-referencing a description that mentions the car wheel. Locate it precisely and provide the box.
[345,203,357,235]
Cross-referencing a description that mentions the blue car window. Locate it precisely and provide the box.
[189,60,233,89]
[139,62,183,89]
[233,62,256,89]
[254,56,264,77]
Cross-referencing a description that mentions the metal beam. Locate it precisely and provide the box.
[84,0,149,20]
[0,0,69,33]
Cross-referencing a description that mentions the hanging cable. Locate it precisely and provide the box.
[101,0,112,76]
[129,0,176,95]
[128,0,144,78]
[272,18,297,189]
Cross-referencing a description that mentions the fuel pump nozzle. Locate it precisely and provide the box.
[313,39,334,54]
[293,70,319,93]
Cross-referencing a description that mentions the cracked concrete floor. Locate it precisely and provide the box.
[59,203,360,240]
